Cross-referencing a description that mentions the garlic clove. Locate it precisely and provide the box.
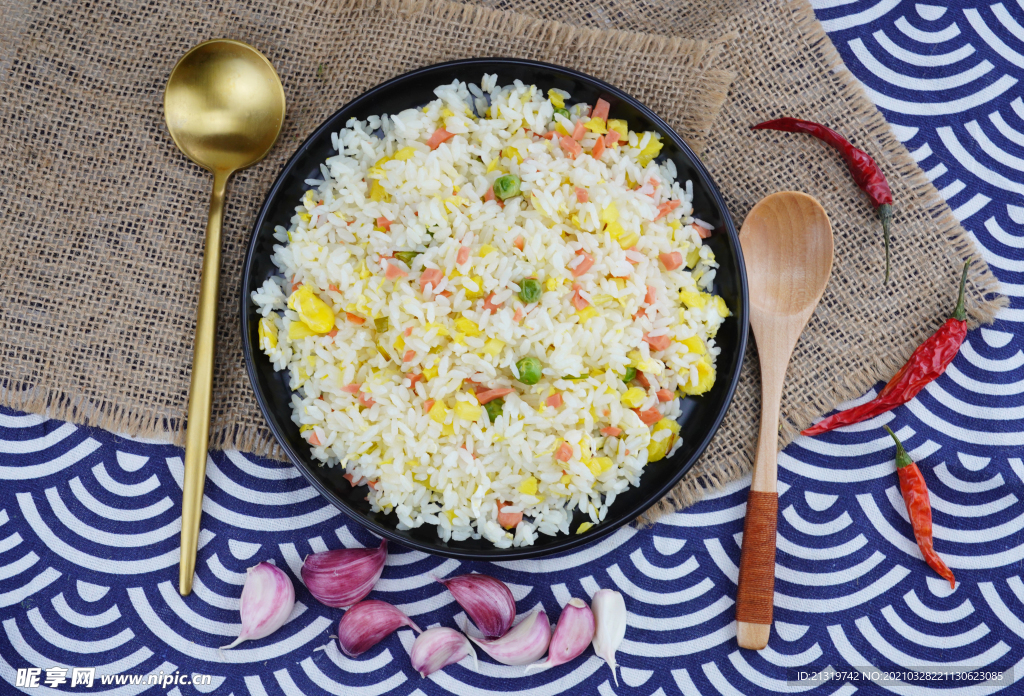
[437,573,516,639]
[221,561,295,650]
[591,589,627,686]
[337,600,422,657]
[410,627,478,677]
[468,610,550,666]
[524,598,594,674]
[301,538,387,608]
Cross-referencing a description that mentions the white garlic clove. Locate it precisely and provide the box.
[221,561,294,650]
[301,538,387,608]
[468,610,550,666]
[524,598,594,674]
[591,589,627,685]
[410,627,478,677]
[337,600,422,657]
[437,573,516,639]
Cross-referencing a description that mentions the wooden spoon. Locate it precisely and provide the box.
[735,192,833,650]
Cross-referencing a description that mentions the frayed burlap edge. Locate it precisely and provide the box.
[636,0,1007,526]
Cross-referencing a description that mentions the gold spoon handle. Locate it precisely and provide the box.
[179,170,229,596]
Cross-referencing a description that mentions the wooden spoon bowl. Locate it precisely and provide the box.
[735,192,833,649]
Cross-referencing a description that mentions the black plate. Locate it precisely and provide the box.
[241,58,748,560]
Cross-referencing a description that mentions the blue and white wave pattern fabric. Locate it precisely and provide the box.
[2,1,1024,693]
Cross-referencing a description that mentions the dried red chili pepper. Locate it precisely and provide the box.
[752,117,894,283]
[802,260,970,436]
[884,426,955,588]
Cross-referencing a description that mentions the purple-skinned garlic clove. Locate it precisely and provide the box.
[410,627,477,677]
[524,598,594,673]
[301,538,387,608]
[337,600,421,657]
[437,573,515,639]
[591,589,627,685]
[468,610,550,666]
[221,561,294,650]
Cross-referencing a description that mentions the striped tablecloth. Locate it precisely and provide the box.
[2,1,1023,693]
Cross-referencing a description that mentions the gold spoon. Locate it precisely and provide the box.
[735,192,833,649]
[164,39,286,596]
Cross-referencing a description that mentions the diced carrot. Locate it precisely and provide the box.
[644,333,672,351]
[571,250,595,277]
[385,262,408,280]
[660,251,683,270]
[376,216,392,231]
[408,373,424,387]
[427,127,454,149]
[644,285,657,305]
[654,200,681,221]
[367,480,378,490]
[601,426,622,437]
[403,350,416,363]
[440,290,452,298]
[513,307,524,323]
[635,371,650,389]
[419,268,444,293]
[514,236,525,251]
[424,399,435,413]
[556,442,573,461]
[329,284,340,292]
[358,393,375,408]
[592,98,610,121]
[343,472,356,485]
[482,292,502,314]
[697,225,712,239]
[476,388,514,404]
[457,246,471,265]
[546,392,563,408]
[291,278,301,292]
[328,328,339,338]
[571,120,587,141]
[592,135,606,159]
[496,501,522,529]
[308,432,321,446]
[657,389,674,402]
[636,407,662,425]
[540,131,555,140]
[404,326,413,337]
[484,186,496,202]
[342,384,361,393]
[571,287,590,311]
[346,312,365,325]
[575,187,589,203]
[606,130,621,146]
[559,136,582,159]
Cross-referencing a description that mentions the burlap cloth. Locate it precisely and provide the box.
[0,0,1005,522]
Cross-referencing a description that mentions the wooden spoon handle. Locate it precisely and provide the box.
[736,490,778,649]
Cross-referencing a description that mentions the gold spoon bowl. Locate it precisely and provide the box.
[164,39,286,596]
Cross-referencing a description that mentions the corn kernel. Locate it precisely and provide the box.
[369,179,389,202]
[548,89,565,109]
[560,474,572,484]
[577,522,594,534]
[452,332,467,346]
[679,290,706,309]
[621,387,646,408]
[442,422,455,437]
[668,220,681,231]
[577,306,599,323]
[296,366,309,382]
[298,212,311,223]
[455,400,482,421]
[441,107,455,119]
[714,296,731,317]
[428,401,448,424]
[486,158,499,173]
[445,510,456,522]
[465,275,485,299]
[503,146,523,164]
[423,365,439,380]
[519,476,539,495]
[455,316,482,337]
[483,338,505,356]
[613,278,626,290]
[681,335,706,355]
[618,232,640,249]
[393,146,418,161]
[600,202,619,224]
[605,220,624,240]
[258,317,278,352]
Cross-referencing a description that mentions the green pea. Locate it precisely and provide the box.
[554,107,570,120]
[622,366,637,383]
[394,251,421,266]
[492,174,522,201]
[516,356,543,385]
[485,398,504,423]
[374,317,389,333]
[518,278,542,303]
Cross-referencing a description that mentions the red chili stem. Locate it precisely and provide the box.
[802,260,971,437]
[752,117,894,283]
[884,427,955,588]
